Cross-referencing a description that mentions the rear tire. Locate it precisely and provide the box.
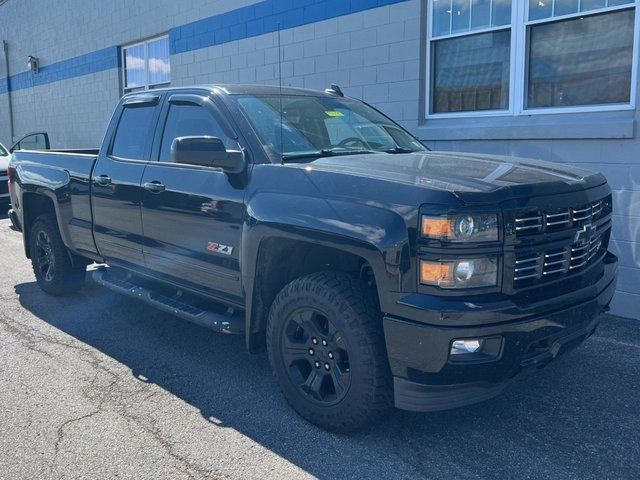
[29,214,86,296]
[267,272,392,432]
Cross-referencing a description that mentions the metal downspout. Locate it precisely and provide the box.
[2,40,15,143]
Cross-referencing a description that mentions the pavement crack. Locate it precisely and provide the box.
[53,409,101,455]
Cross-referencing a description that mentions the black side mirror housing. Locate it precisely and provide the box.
[171,136,246,174]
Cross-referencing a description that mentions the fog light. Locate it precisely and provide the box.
[451,339,483,355]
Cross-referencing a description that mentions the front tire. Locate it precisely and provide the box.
[267,272,392,432]
[29,214,86,295]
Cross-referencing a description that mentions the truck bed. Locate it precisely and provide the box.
[10,149,98,257]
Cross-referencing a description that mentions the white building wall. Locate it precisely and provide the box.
[5,70,119,148]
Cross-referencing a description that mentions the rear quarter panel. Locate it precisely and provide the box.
[12,151,98,257]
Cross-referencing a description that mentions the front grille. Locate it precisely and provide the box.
[513,230,605,284]
[515,198,609,235]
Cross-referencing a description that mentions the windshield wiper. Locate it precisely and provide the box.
[384,146,419,154]
[282,149,378,162]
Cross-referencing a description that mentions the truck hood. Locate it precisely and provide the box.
[301,151,606,204]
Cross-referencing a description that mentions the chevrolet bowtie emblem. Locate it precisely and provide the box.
[574,223,596,244]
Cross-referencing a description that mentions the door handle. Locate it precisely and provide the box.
[143,181,166,193]
[95,174,112,186]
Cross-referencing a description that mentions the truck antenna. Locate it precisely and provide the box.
[277,24,284,165]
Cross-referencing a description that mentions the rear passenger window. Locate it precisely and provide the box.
[111,105,156,159]
[159,104,230,162]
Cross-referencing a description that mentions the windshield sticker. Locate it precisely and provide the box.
[325,111,344,117]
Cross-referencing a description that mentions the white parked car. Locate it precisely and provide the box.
[2,131,51,203]
[0,141,9,205]
[3,132,51,228]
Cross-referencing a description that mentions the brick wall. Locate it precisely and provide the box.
[170,0,419,129]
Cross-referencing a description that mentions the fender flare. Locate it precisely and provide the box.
[241,191,413,350]
[16,162,75,257]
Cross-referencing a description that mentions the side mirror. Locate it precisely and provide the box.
[171,136,245,174]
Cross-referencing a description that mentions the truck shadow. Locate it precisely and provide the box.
[14,280,640,480]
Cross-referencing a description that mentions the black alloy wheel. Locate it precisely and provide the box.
[34,229,55,282]
[267,272,392,432]
[281,308,351,405]
[29,214,86,295]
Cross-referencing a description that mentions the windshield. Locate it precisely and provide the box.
[0,143,7,157]
[236,94,426,160]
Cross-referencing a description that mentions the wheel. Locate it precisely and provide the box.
[29,214,86,295]
[267,272,392,432]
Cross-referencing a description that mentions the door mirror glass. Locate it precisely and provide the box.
[171,136,245,173]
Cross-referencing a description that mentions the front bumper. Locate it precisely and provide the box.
[384,251,618,412]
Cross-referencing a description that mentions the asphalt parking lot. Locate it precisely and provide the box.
[1,212,639,480]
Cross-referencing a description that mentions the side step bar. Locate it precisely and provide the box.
[92,267,244,334]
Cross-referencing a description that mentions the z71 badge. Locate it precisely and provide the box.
[207,242,233,256]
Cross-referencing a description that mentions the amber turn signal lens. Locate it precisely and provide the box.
[421,217,453,238]
[420,261,453,286]
[419,258,498,288]
[420,214,499,242]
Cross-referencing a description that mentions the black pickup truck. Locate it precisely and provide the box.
[8,85,618,431]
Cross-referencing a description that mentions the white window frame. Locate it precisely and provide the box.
[121,34,171,94]
[425,0,640,119]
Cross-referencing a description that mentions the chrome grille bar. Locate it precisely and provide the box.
[515,231,605,283]
[515,198,609,235]
[515,214,543,232]
[545,210,571,228]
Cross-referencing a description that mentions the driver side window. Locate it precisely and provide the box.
[159,104,231,163]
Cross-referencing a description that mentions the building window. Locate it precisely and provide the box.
[122,35,170,93]
[426,0,638,117]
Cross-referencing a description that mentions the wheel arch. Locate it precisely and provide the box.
[243,230,388,353]
[21,190,59,258]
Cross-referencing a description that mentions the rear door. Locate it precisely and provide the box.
[140,92,246,302]
[91,94,162,267]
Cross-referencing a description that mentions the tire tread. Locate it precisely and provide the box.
[29,214,86,296]
[267,271,392,432]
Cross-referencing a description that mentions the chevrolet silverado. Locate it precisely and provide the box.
[8,85,618,431]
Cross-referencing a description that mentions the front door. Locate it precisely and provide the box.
[140,93,246,303]
[92,94,162,267]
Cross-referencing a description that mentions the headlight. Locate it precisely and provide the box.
[419,258,498,288]
[421,214,498,242]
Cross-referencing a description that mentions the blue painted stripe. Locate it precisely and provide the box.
[0,46,120,94]
[170,0,410,54]
[0,0,410,94]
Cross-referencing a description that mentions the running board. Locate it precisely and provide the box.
[91,267,244,334]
